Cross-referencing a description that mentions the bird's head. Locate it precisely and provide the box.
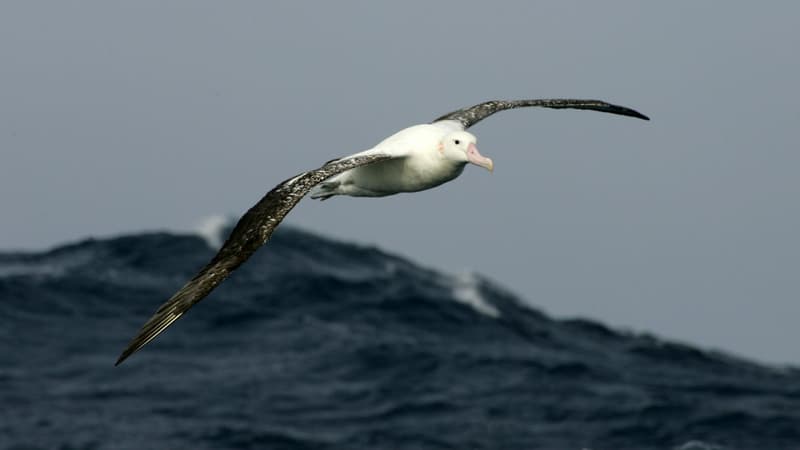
[440,131,493,172]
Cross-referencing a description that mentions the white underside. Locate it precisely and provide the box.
[311,123,467,199]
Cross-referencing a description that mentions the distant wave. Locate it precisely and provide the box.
[448,272,500,318]
[192,214,232,249]
[1,226,799,449]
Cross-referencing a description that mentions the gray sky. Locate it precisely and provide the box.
[2,2,798,364]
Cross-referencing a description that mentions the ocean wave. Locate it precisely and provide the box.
[448,272,500,318]
[1,226,799,449]
[192,214,232,249]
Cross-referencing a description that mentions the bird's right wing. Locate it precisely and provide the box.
[115,152,397,366]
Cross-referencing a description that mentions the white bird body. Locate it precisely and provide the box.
[311,123,476,198]
[115,98,649,365]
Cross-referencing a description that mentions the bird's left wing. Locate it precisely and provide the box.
[433,99,649,129]
[115,153,396,365]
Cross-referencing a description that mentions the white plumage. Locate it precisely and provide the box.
[311,123,489,199]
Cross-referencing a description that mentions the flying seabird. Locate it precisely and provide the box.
[116,99,649,365]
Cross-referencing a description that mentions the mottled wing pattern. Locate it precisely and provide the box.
[115,153,396,365]
[433,99,650,129]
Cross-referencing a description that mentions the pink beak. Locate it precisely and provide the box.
[467,143,494,172]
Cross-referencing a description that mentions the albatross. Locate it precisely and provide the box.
[116,99,649,365]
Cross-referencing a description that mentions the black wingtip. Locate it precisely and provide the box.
[115,338,146,366]
[609,104,650,121]
[115,349,133,366]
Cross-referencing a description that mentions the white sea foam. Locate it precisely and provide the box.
[0,249,94,279]
[449,272,500,318]
[674,440,726,450]
[192,214,231,249]
[0,262,65,278]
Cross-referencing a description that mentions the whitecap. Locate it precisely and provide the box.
[192,214,232,249]
[0,262,65,278]
[0,249,94,279]
[449,272,500,318]
[674,440,726,450]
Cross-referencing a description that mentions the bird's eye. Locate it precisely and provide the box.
[454,139,460,145]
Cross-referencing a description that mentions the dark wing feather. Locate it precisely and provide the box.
[115,153,395,365]
[433,99,649,129]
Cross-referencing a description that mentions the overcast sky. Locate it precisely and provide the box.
[1,2,798,365]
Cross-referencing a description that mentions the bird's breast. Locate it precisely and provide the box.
[348,155,464,195]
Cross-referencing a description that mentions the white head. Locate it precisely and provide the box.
[440,131,494,172]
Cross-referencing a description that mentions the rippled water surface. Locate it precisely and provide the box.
[1,227,799,449]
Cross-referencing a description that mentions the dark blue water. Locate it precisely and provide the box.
[1,226,799,450]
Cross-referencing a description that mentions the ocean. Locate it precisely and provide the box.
[1,226,799,449]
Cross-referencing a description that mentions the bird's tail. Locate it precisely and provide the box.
[309,180,340,200]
